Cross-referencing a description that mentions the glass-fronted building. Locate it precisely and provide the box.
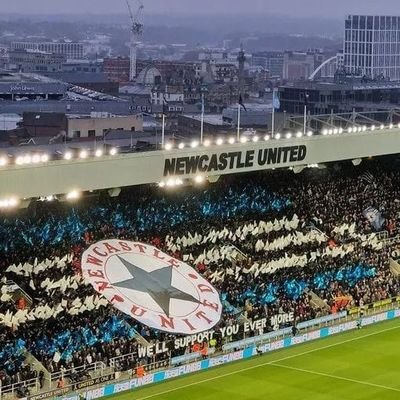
[344,15,400,81]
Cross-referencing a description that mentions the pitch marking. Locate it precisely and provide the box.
[135,323,400,399]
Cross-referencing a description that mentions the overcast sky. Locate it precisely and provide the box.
[3,0,400,17]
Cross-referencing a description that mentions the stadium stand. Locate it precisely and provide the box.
[0,156,400,397]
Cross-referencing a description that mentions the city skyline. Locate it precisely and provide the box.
[3,0,400,17]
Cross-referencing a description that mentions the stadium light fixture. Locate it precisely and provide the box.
[95,149,103,157]
[275,133,281,139]
[0,197,19,209]
[15,156,24,165]
[240,136,248,143]
[285,133,292,139]
[194,175,205,184]
[380,124,385,130]
[328,129,333,135]
[66,190,81,201]
[398,123,400,129]
[357,126,362,132]
[164,143,173,151]
[8,197,18,207]
[216,138,224,145]
[23,155,32,164]
[362,126,367,132]
[64,151,73,161]
[322,129,328,135]
[41,154,49,163]
[191,141,199,148]
[264,135,270,141]
[0,157,8,167]
[228,137,236,144]
[333,128,338,135]
[175,178,183,186]
[371,125,376,131]
[45,195,55,202]
[32,154,41,164]
[390,123,394,129]
[178,143,185,149]
[347,127,352,134]
[109,147,118,156]
[158,181,165,188]
[79,150,88,159]
[252,135,259,142]
[307,131,313,137]
[203,139,211,147]
[166,179,175,187]
[296,132,303,138]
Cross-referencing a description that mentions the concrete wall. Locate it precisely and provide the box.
[67,115,143,138]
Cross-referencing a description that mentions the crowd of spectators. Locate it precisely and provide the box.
[1,157,400,391]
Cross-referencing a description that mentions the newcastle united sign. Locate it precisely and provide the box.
[82,240,222,334]
[163,145,307,177]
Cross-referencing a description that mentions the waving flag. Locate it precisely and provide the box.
[272,88,280,109]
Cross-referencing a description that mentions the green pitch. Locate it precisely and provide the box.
[109,319,400,400]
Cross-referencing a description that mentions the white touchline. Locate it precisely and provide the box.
[136,323,400,400]
[270,363,400,393]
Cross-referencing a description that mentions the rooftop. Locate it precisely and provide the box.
[66,113,140,120]
[182,114,227,126]
[43,72,110,84]
[119,85,152,96]
[225,103,273,112]
[0,72,61,84]
[280,80,400,91]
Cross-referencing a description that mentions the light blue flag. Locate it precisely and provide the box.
[273,88,280,109]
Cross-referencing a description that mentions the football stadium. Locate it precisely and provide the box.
[1,123,400,400]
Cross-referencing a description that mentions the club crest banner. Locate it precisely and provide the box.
[81,240,222,334]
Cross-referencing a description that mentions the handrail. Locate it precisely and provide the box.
[109,351,137,369]
[110,352,169,373]
[0,376,39,397]
[50,361,106,383]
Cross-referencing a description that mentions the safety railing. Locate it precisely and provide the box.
[109,351,137,370]
[50,361,107,385]
[0,376,39,399]
[109,351,170,372]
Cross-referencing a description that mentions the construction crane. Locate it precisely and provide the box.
[126,0,144,81]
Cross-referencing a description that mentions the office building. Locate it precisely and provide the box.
[344,15,400,81]
[283,50,326,81]
[21,112,143,139]
[278,80,400,115]
[253,52,284,79]
[11,41,84,60]
[9,49,66,73]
